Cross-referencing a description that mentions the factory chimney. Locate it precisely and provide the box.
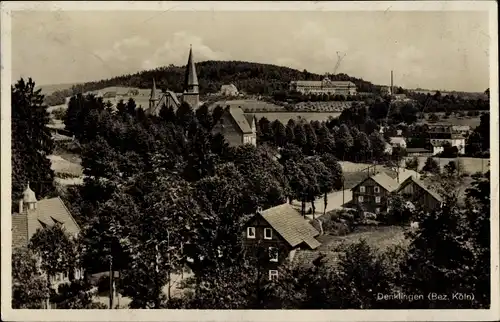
[390,70,394,96]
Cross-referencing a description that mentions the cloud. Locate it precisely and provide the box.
[94,36,150,63]
[143,31,230,70]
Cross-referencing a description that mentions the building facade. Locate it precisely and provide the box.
[242,204,321,280]
[220,84,239,96]
[212,106,257,147]
[428,124,466,155]
[396,176,443,212]
[289,77,357,96]
[351,172,399,214]
[12,184,84,290]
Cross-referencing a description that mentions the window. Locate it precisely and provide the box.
[63,271,69,280]
[264,228,272,240]
[358,195,364,202]
[269,247,279,262]
[359,186,365,193]
[247,227,256,239]
[374,186,380,193]
[375,196,381,204]
[269,270,279,281]
[375,208,380,214]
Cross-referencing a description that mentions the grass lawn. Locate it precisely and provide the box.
[318,225,408,252]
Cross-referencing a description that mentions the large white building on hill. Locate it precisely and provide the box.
[289,77,357,96]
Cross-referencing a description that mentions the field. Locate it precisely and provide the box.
[421,113,482,128]
[252,111,341,123]
[318,226,408,252]
[403,156,489,174]
[36,83,79,95]
[294,101,354,112]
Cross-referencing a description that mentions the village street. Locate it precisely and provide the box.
[292,189,353,221]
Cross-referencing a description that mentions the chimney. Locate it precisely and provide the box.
[256,206,263,214]
[390,70,394,95]
[18,199,23,214]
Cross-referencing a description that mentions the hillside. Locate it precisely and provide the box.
[42,60,381,106]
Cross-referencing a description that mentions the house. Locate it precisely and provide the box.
[428,124,466,154]
[12,183,83,289]
[220,84,239,96]
[289,77,357,96]
[242,204,321,280]
[212,106,257,146]
[351,172,399,214]
[395,176,443,212]
[389,136,407,149]
[452,125,471,136]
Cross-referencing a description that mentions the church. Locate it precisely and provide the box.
[147,46,200,115]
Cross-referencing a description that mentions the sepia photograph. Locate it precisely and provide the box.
[1,1,498,321]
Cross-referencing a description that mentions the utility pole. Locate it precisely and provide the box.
[109,256,113,309]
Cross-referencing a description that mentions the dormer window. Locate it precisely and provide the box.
[264,228,272,240]
[247,227,256,239]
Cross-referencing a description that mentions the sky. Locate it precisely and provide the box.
[11,10,491,92]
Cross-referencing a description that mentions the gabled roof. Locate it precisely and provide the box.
[396,176,443,203]
[12,197,81,249]
[258,204,321,250]
[226,107,253,134]
[353,172,399,193]
[243,114,256,128]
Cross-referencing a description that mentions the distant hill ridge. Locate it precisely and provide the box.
[41,60,382,106]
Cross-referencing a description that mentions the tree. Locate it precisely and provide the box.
[353,131,371,162]
[12,248,50,309]
[195,104,213,130]
[422,157,440,174]
[443,160,457,176]
[320,154,343,191]
[384,194,413,225]
[369,132,387,160]
[405,156,419,171]
[159,104,177,123]
[428,113,439,122]
[271,120,287,147]
[308,158,335,219]
[303,123,318,155]
[335,124,354,161]
[402,184,490,308]
[256,117,273,145]
[285,123,295,144]
[11,78,55,203]
[293,123,308,150]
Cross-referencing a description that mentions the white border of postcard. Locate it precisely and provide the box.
[1,1,499,321]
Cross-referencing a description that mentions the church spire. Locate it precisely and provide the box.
[184,45,199,91]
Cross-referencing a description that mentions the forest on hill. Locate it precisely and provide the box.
[43,60,381,106]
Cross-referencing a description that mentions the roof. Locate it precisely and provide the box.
[184,47,199,88]
[243,114,255,127]
[221,84,238,91]
[259,204,321,249]
[23,184,37,203]
[354,172,399,193]
[150,78,157,100]
[389,137,406,145]
[396,176,443,203]
[226,107,253,134]
[12,197,81,249]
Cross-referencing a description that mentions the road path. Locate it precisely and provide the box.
[292,189,353,221]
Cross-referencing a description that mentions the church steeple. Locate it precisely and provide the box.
[182,45,200,108]
[184,45,199,92]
